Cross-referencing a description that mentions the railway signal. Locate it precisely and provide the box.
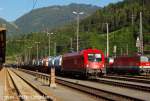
[113,45,117,57]
[136,37,140,52]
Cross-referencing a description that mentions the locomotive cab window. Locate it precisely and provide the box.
[88,54,102,62]
[140,56,149,62]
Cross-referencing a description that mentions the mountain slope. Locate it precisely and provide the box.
[0,18,19,37]
[15,3,99,33]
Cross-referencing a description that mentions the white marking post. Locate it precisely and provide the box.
[50,67,56,88]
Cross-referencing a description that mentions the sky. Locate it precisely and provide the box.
[0,0,122,21]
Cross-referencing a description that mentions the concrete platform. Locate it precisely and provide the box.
[0,68,6,101]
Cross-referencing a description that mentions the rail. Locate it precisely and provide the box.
[96,77,150,92]
[7,69,23,101]
[8,68,55,101]
[103,75,150,84]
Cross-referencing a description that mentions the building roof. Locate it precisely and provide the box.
[0,27,6,31]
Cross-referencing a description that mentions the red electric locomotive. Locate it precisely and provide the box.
[138,56,150,73]
[61,49,105,77]
[106,56,150,74]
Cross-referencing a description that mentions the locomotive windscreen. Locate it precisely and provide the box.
[140,56,149,62]
[88,54,102,62]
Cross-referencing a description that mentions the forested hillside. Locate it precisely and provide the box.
[80,0,150,33]
[7,0,150,58]
[0,18,19,37]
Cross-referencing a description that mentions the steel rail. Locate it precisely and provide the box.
[96,77,150,92]
[8,68,53,101]
[103,75,150,84]
[123,75,150,79]
[7,69,23,101]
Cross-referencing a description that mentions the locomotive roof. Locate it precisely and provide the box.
[115,55,148,58]
[63,49,103,57]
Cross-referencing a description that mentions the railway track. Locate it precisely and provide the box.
[96,77,150,92]
[7,68,53,101]
[16,68,147,101]
[122,75,150,79]
[103,75,150,84]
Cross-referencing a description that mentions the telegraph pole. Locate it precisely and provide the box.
[35,42,40,61]
[54,42,56,56]
[73,11,84,52]
[77,14,79,52]
[121,48,123,56]
[106,23,109,57]
[24,49,28,64]
[48,32,51,56]
[28,47,32,63]
[126,44,128,55]
[139,12,143,55]
[70,38,73,51]
[47,32,55,56]
[131,13,136,26]
[45,47,47,57]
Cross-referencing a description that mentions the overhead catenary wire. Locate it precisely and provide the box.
[32,0,38,10]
